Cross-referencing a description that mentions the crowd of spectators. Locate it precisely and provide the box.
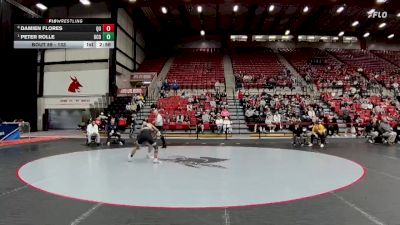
[148,90,233,133]
[322,92,400,132]
[234,69,296,90]
[238,89,332,133]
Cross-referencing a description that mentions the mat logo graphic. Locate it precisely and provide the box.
[162,156,228,169]
[368,11,388,18]
[68,76,82,93]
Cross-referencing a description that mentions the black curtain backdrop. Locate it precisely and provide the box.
[0,0,38,131]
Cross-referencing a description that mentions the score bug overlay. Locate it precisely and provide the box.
[14,19,115,49]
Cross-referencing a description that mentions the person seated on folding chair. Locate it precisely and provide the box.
[86,120,100,145]
[367,119,381,143]
[290,121,305,146]
[309,120,327,148]
[373,119,397,145]
[106,119,124,146]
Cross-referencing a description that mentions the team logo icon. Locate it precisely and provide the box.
[162,156,228,169]
[68,76,82,93]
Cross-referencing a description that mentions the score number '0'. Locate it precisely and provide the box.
[95,25,113,32]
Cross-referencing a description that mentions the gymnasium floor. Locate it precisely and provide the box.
[1,138,400,225]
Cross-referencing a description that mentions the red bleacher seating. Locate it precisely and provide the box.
[321,93,399,123]
[138,58,167,74]
[166,49,224,89]
[231,48,291,88]
[280,48,353,90]
[327,49,400,88]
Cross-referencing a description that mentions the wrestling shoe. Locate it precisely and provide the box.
[153,158,161,164]
[128,154,134,162]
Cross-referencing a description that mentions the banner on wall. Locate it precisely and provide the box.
[44,69,109,96]
[117,88,145,96]
[43,96,104,109]
[130,72,156,83]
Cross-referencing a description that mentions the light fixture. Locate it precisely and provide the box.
[363,32,370,38]
[161,6,168,14]
[269,4,275,12]
[333,37,339,40]
[197,5,202,13]
[255,35,263,39]
[79,0,90,6]
[397,12,400,17]
[233,5,239,12]
[269,35,276,39]
[35,3,47,10]
[321,36,329,40]
[338,31,345,36]
[336,6,345,14]
[379,22,386,28]
[200,30,205,36]
[388,34,395,39]
[376,0,387,3]
[303,6,309,13]
[285,30,290,35]
[352,21,359,27]
[308,36,315,40]
[129,0,137,2]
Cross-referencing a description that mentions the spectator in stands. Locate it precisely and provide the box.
[131,102,138,112]
[126,103,132,112]
[197,117,204,134]
[307,107,316,122]
[86,120,100,145]
[171,80,180,95]
[150,102,157,110]
[215,80,221,93]
[187,103,193,111]
[245,108,255,122]
[162,79,170,91]
[221,108,230,118]
[273,112,282,131]
[309,120,327,148]
[238,90,245,106]
[202,111,211,124]
[223,117,232,134]
[137,99,144,111]
[176,113,184,123]
[215,116,224,134]
[117,115,128,132]
[265,113,275,132]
